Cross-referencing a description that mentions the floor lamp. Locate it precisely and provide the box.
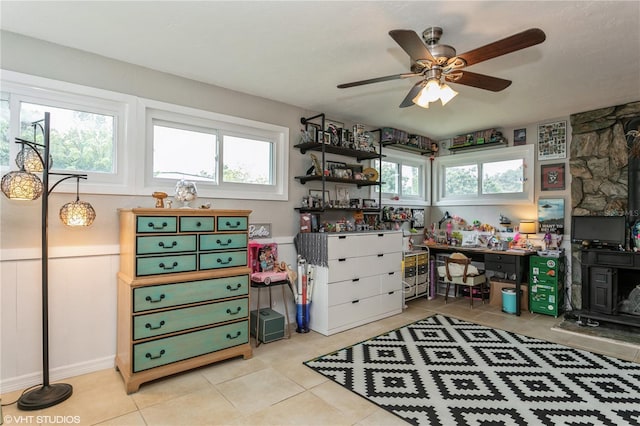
[1,112,96,410]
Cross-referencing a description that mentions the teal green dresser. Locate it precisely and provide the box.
[116,208,252,393]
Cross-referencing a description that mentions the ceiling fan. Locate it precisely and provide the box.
[337,27,546,108]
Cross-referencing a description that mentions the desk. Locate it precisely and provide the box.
[417,244,535,316]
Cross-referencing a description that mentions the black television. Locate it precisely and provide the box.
[571,215,627,248]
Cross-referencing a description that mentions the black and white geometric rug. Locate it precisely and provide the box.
[304,314,640,425]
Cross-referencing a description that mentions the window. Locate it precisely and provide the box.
[373,149,429,205]
[433,144,534,206]
[144,100,288,201]
[1,71,133,193]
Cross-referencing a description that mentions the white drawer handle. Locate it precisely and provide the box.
[145,349,165,360]
[145,320,165,330]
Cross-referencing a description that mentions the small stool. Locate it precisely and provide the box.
[250,280,291,346]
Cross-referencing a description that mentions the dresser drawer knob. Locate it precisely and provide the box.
[217,257,233,265]
[225,220,241,228]
[145,349,165,360]
[158,241,178,249]
[226,307,242,315]
[226,331,242,339]
[145,294,166,303]
[158,261,178,270]
[377,253,384,257]
[145,320,165,330]
[226,283,242,291]
[196,221,202,227]
[216,238,233,246]
[147,222,168,230]
[351,299,360,304]
[352,278,360,282]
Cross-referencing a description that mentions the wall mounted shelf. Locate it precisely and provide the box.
[448,139,507,153]
[294,174,382,187]
[381,141,433,156]
[293,142,381,162]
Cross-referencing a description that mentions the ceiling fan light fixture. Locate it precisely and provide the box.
[439,83,458,106]
[412,79,458,108]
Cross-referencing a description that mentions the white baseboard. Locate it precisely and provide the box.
[0,356,115,394]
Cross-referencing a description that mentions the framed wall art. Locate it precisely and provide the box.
[513,128,527,146]
[540,163,565,191]
[411,208,425,228]
[538,120,567,160]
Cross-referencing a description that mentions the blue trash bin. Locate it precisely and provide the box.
[502,288,516,314]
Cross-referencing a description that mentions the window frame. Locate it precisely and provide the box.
[140,98,288,201]
[432,144,534,206]
[373,148,431,206]
[0,70,136,194]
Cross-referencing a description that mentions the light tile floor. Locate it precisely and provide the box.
[2,297,639,425]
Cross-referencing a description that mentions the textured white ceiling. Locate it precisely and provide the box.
[1,1,639,139]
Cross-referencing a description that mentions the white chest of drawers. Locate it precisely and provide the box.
[116,208,252,393]
[300,231,403,336]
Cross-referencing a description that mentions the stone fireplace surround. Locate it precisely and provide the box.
[569,101,640,309]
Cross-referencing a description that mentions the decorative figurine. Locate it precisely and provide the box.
[152,191,168,208]
[175,179,198,208]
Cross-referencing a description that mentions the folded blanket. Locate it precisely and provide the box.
[437,263,480,278]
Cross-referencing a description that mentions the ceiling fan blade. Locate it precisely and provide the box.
[399,80,425,108]
[389,29,435,63]
[337,72,420,89]
[446,71,511,92]
[457,28,546,67]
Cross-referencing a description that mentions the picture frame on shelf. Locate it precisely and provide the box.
[349,198,361,209]
[538,120,567,160]
[411,208,425,228]
[540,163,566,191]
[514,128,527,146]
[305,122,321,143]
[362,198,378,209]
[335,185,349,204]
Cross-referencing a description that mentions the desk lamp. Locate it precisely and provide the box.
[519,221,536,248]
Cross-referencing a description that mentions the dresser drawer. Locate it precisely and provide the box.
[133,275,249,312]
[136,235,197,255]
[136,216,177,233]
[200,251,247,270]
[180,217,215,232]
[132,320,248,372]
[327,276,380,306]
[136,254,197,276]
[327,232,402,259]
[381,270,402,293]
[217,216,248,231]
[327,295,379,330]
[328,252,401,282]
[133,298,249,340]
[200,233,248,251]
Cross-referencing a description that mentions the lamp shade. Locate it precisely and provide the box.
[519,221,536,235]
[1,170,44,200]
[59,200,96,227]
[15,146,51,173]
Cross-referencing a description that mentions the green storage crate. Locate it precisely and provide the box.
[529,255,565,317]
[250,308,285,343]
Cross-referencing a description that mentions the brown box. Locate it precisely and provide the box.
[489,281,529,311]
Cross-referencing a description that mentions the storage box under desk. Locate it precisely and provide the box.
[250,308,285,343]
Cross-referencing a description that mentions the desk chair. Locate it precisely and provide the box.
[440,255,487,307]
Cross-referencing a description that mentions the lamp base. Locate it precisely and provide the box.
[17,383,73,411]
